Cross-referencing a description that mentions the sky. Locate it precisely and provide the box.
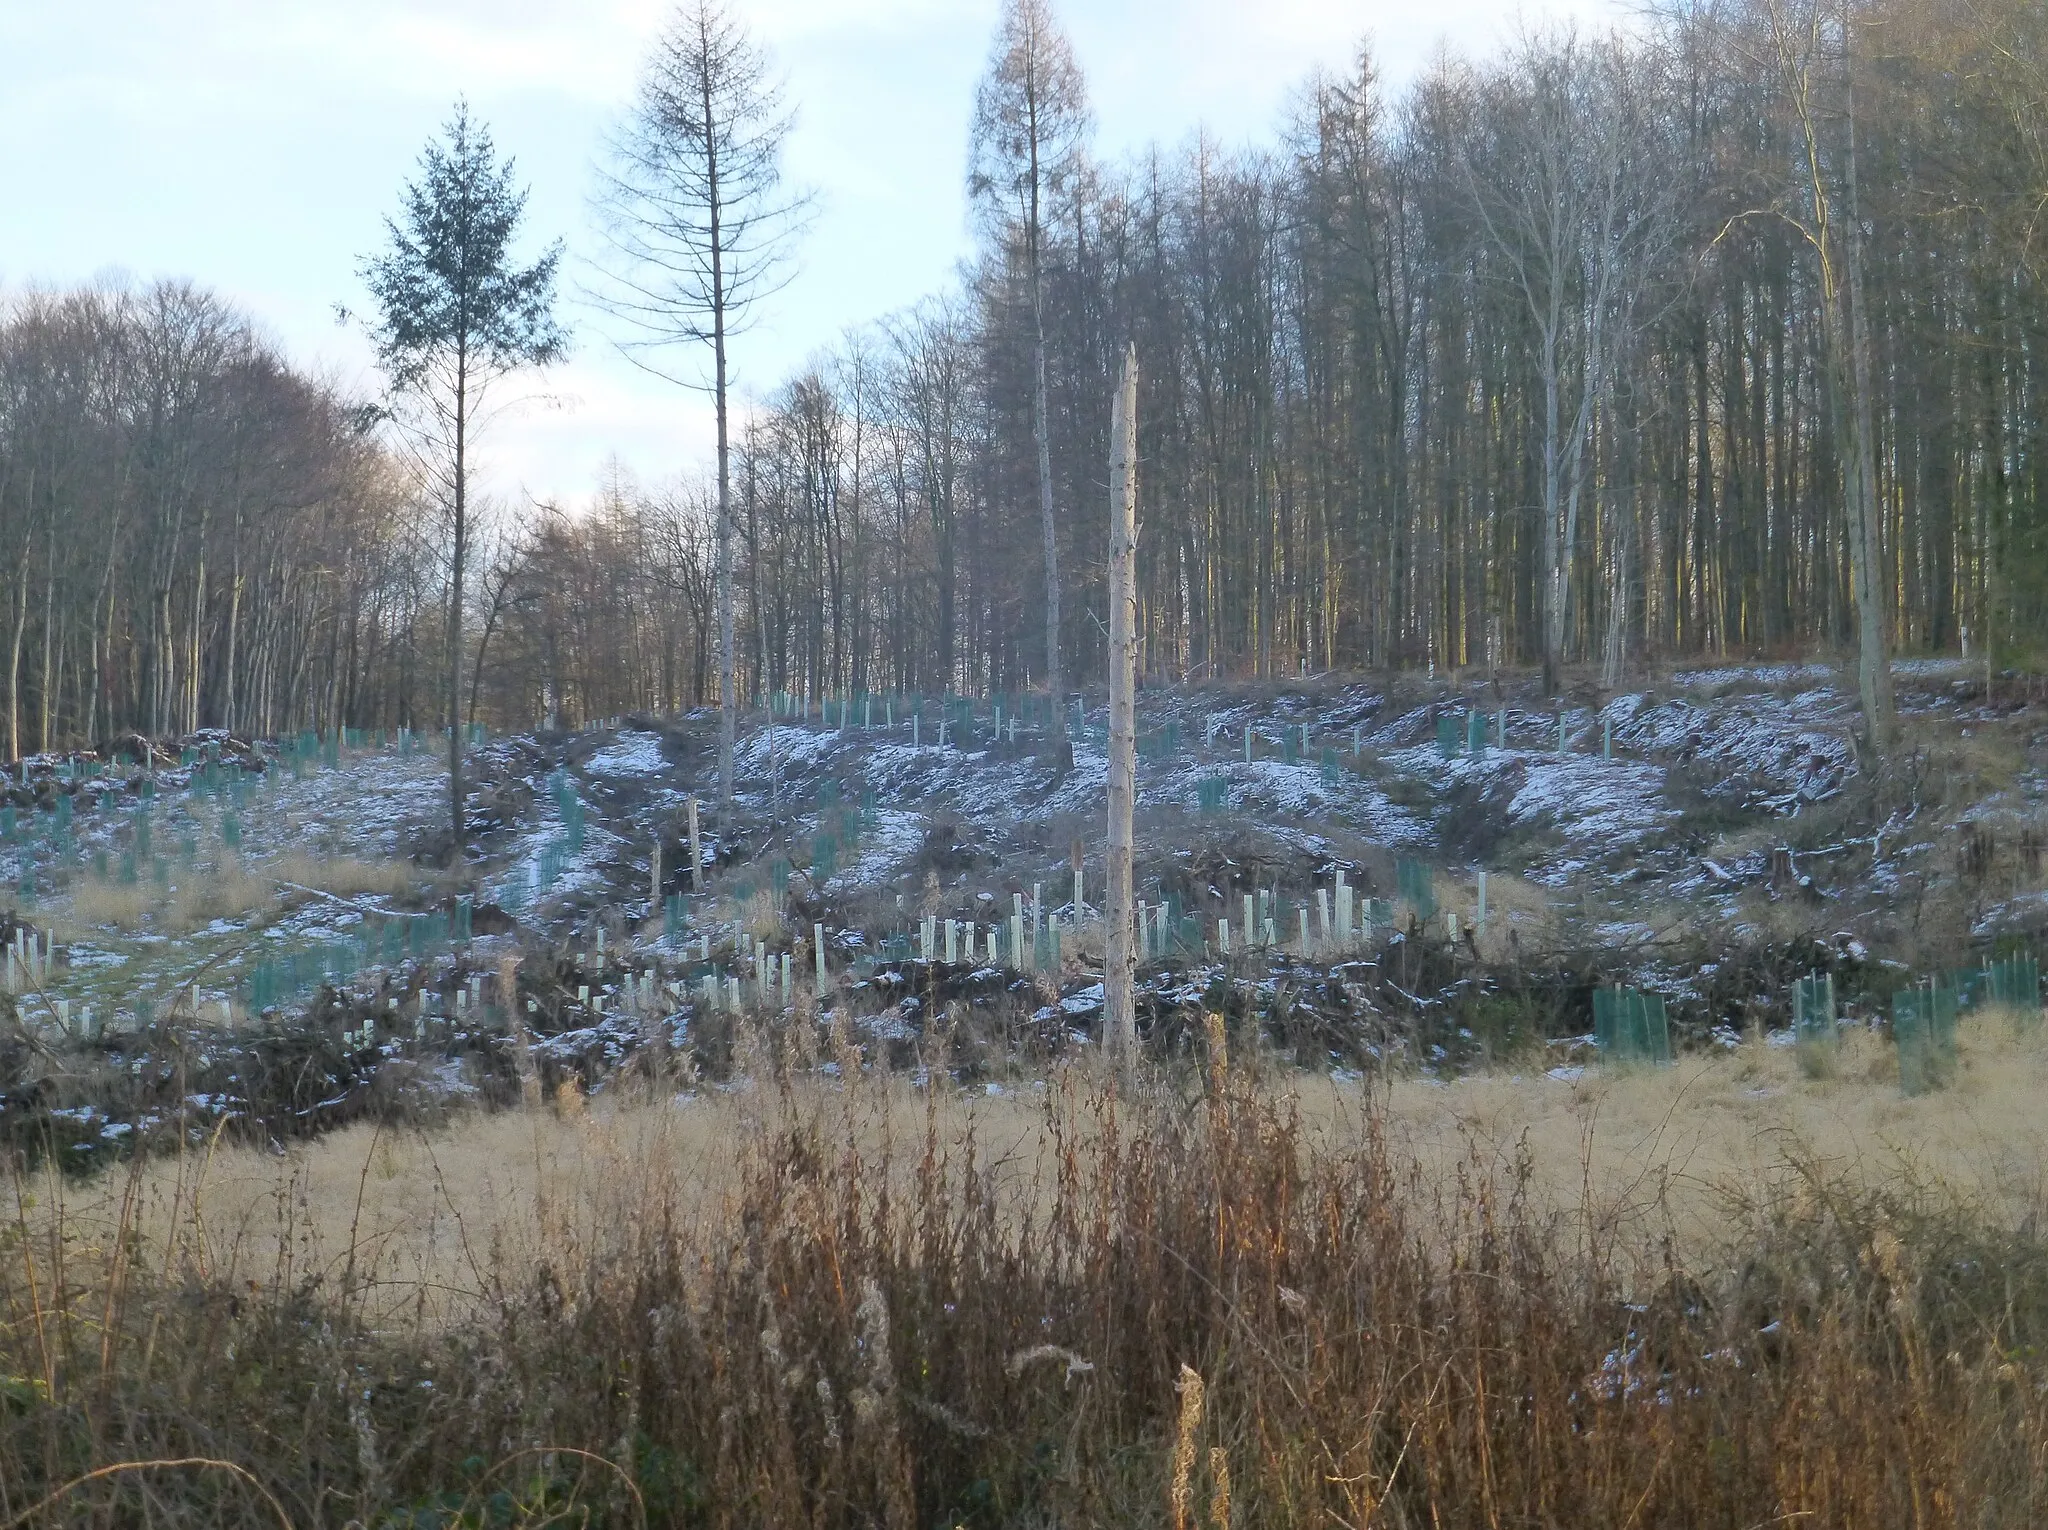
[0,0,1625,510]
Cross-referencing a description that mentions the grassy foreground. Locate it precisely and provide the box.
[7,1020,2048,1528]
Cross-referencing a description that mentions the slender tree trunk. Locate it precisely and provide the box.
[188,540,206,733]
[38,525,55,753]
[704,63,737,803]
[224,557,242,734]
[51,617,67,751]
[86,627,98,745]
[9,503,34,762]
[156,585,172,742]
[1541,357,1562,692]
[1034,290,1061,703]
[1842,32,1895,754]
[1105,344,1139,1071]
[448,353,469,854]
[88,536,118,745]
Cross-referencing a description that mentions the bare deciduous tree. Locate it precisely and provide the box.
[593,0,808,802]
[1751,0,1896,753]
[970,0,1091,709]
[1462,33,1675,696]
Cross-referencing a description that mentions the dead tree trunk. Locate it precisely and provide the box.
[1105,343,1139,1070]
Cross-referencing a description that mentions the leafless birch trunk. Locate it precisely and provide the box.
[1105,343,1138,1070]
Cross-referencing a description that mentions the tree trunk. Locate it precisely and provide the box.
[1540,325,1564,694]
[188,541,206,734]
[1034,295,1061,705]
[38,524,55,753]
[1105,344,1139,1071]
[9,507,34,763]
[1842,41,1896,755]
[705,61,737,803]
[224,560,242,735]
[448,352,469,855]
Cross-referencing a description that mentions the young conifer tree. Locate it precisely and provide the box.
[358,101,565,855]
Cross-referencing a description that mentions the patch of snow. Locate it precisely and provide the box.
[582,734,668,778]
[1060,983,1105,1015]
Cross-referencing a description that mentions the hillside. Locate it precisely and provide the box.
[1,656,2042,1160]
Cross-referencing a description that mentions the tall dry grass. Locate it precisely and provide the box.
[54,850,418,937]
[7,1024,2048,1527]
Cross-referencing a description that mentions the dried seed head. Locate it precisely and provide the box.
[1208,1446,1232,1530]
[1170,1363,1206,1530]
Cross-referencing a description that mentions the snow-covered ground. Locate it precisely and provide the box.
[6,656,2042,1074]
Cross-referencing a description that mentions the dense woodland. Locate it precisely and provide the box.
[3,0,2046,749]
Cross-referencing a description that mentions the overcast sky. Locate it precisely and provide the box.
[0,0,1624,509]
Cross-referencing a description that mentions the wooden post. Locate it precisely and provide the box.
[687,796,703,889]
[1105,344,1140,1070]
[651,840,662,909]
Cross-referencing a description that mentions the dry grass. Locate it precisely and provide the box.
[1350,1004,2048,1259]
[29,1079,1047,1333]
[1424,865,1555,955]
[55,876,157,934]
[8,1033,2048,1527]
[52,849,418,937]
[1900,708,2028,802]
[67,1009,2048,1325]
